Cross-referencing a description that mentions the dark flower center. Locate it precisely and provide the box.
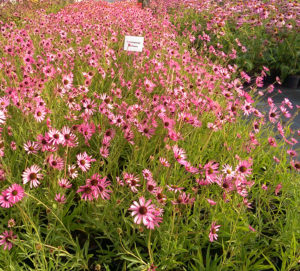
[29,173,37,180]
[148,185,154,191]
[12,190,18,196]
[239,166,247,173]
[138,206,147,215]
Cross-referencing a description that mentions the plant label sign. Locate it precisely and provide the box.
[124,36,144,52]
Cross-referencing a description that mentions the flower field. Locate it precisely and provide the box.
[0,0,299,270]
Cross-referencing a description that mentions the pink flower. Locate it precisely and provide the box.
[159,157,170,167]
[76,152,95,172]
[0,230,17,250]
[55,193,66,204]
[6,184,24,204]
[275,183,282,195]
[58,178,72,189]
[77,184,95,201]
[129,197,159,228]
[68,165,78,179]
[123,173,141,193]
[24,141,40,154]
[268,137,277,147]
[236,159,252,177]
[22,165,43,188]
[0,190,13,208]
[207,198,217,205]
[209,222,220,242]
[249,225,256,232]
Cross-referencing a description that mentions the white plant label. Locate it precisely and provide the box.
[124,36,144,52]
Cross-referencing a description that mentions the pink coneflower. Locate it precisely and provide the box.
[146,179,157,194]
[138,124,155,139]
[48,154,64,171]
[275,183,282,195]
[0,190,13,208]
[204,161,219,183]
[159,157,170,167]
[0,110,6,125]
[100,146,109,158]
[209,222,220,242]
[236,159,252,177]
[172,145,187,163]
[58,178,72,189]
[76,152,95,172]
[123,173,141,193]
[287,149,297,158]
[142,169,153,181]
[34,106,46,122]
[36,134,49,152]
[55,193,66,204]
[97,176,112,200]
[61,126,78,148]
[166,184,184,193]
[290,160,299,172]
[155,187,167,204]
[0,230,17,250]
[22,165,43,188]
[62,74,73,90]
[171,192,195,205]
[77,184,94,201]
[222,164,235,178]
[68,165,78,179]
[269,106,280,123]
[129,197,156,226]
[47,129,64,146]
[268,137,277,147]
[6,184,24,204]
[24,141,40,154]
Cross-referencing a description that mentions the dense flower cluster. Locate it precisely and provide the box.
[0,0,298,268]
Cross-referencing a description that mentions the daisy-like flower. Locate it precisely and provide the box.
[222,164,235,178]
[58,178,72,189]
[76,152,95,172]
[68,164,78,179]
[123,173,141,193]
[22,165,43,188]
[236,159,252,177]
[0,110,6,125]
[61,126,78,148]
[34,106,46,122]
[142,169,153,181]
[268,137,277,147]
[166,184,184,193]
[6,184,24,204]
[209,222,221,242]
[62,74,73,90]
[159,157,170,167]
[171,192,195,205]
[97,176,112,200]
[0,190,13,208]
[24,141,40,154]
[8,218,16,228]
[268,106,280,123]
[0,230,17,250]
[129,197,156,226]
[147,179,157,194]
[47,154,64,171]
[47,129,64,146]
[172,145,187,164]
[77,184,94,201]
[55,193,66,204]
